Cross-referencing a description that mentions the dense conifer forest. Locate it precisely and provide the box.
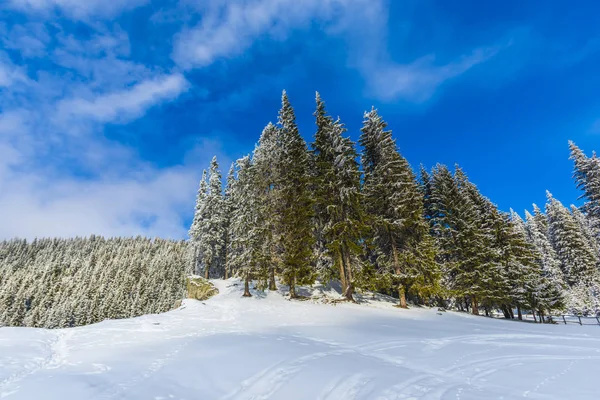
[1,91,599,328]
[0,237,190,328]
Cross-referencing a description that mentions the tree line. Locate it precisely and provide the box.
[0,236,190,328]
[190,91,600,318]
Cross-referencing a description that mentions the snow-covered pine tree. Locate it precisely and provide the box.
[570,205,600,259]
[228,156,264,297]
[524,208,567,292]
[275,91,315,298]
[360,108,438,308]
[223,163,236,280]
[428,165,489,314]
[497,210,547,319]
[569,141,600,239]
[546,192,599,313]
[189,170,208,274]
[310,93,367,301]
[251,122,282,291]
[454,167,502,315]
[202,156,227,279]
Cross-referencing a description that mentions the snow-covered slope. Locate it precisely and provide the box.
[1,280,599,400]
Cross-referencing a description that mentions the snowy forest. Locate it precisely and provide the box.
[189,91,600,318]
[1,91,600,329]
[0,237,189,328]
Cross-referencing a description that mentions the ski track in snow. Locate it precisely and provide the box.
[0,278,599,400]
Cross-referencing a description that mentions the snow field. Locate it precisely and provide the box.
[1,279,599,400]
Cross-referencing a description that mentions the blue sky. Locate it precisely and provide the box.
[1,0,599,239]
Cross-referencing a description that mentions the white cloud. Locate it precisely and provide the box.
[366,48,499,103]
[0,130,225,240]
[0,20,197,240]
[173,0,372,69]
[173,0,499,103]
[56,73,189,124]
[8,0,148,19]
[0,157,195,240]
[0,58,29,88]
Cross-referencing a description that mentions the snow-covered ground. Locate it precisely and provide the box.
[1,280,599,400]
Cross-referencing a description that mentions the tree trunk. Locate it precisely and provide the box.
[243,274,252,297]
[337,250,347,297]
[465,298,470,313]
[484,307,490,317]
[501,305,511,319]
[204,263,210,280]
[509,307,515,319]
[517,305,522,321]
[398,284,408,308]
[289,273,297,299]
[391,243,406,309]
[539,309,545,324]
[532,310,537,323]
[342,248,355,302]
[269,267,277,291]
[471,296,479,315]
[224,266,228,280]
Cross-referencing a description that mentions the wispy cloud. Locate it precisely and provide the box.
[8,0,148,19]
[0,12,196,239]
[366,47,500,103]
[0,57,29,88]
[172,0,373,69]
[56,74,189,124]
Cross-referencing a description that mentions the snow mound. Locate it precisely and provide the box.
[1,278,599,400]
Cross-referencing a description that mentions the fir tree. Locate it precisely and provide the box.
[546,192,598,286]
[360,108,438,308]
[275,91,315,298]
[223,163,236,279]
[251,123,281,291]
[310,92,367,301]
[569,141,600,238]
[189,170,208,275]
[202,156,226,279]
[228,157,263,297]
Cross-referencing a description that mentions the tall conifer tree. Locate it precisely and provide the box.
[311,93,366,301]
[275,91,315,298]
[360,108,437,308]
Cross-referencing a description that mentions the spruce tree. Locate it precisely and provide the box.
[310,92,366,301]
[546,192,598,286]
[228,157,263,297]
[201,156,226,279]
[360,108,438,308]
[251,123,281,291]
[429,165,490,314]
[275,91,315,298]
[189,170,208,275]
[569,141,600,238]
[223,163,236,279]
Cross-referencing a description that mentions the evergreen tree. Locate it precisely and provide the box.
[223,163,236,279]
[524,209,566,289]
[251,123,281,291]
[275,91,315,298]
[360,108,438,308]
[546,192,598,286]
[310,92,367,301]
[228,157,263,297]
[569,141,600,238]
[202,156,226,279]
[189,170,208,275]
[428,165,490,314]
